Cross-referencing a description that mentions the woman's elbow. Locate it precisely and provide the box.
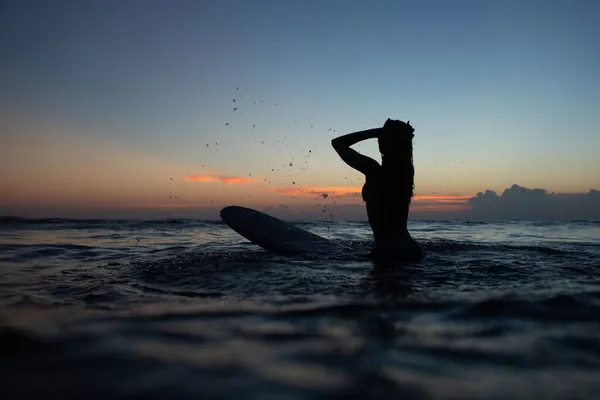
[331,138,342,150]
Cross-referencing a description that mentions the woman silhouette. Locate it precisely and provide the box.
[331,119,423,262]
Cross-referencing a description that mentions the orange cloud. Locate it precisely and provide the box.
[268,185,362,198]
[219,176,256,184]
[411,203,469,212]
[185,174,218,183]
[185,174,256,184]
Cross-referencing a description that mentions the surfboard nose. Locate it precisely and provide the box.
[219,207,227,220]
[220,205,240,220]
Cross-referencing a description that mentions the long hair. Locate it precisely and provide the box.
[378,119,415,199]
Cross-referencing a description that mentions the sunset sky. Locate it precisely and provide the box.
[1,0,598,220]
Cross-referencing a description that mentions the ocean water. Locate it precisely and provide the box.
[1,217,599,399]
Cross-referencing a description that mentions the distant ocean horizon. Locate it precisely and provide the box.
[2,215,600,223]
[2,184,599,221]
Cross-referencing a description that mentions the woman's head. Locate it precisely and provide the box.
[378,119,414,157]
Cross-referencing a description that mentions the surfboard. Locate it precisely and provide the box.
[220,206,335,254]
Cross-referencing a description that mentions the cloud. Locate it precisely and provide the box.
[467,184,600,220]
[219,176,256,184]
[267,185,362,199]
[260,185,600,220]
[185,174,256,184]
[185,174,218,183]
[261,185,600,220]
[411,203,468,212]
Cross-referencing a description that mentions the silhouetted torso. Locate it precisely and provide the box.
[362,164,422,260]
[330,121,423,263]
